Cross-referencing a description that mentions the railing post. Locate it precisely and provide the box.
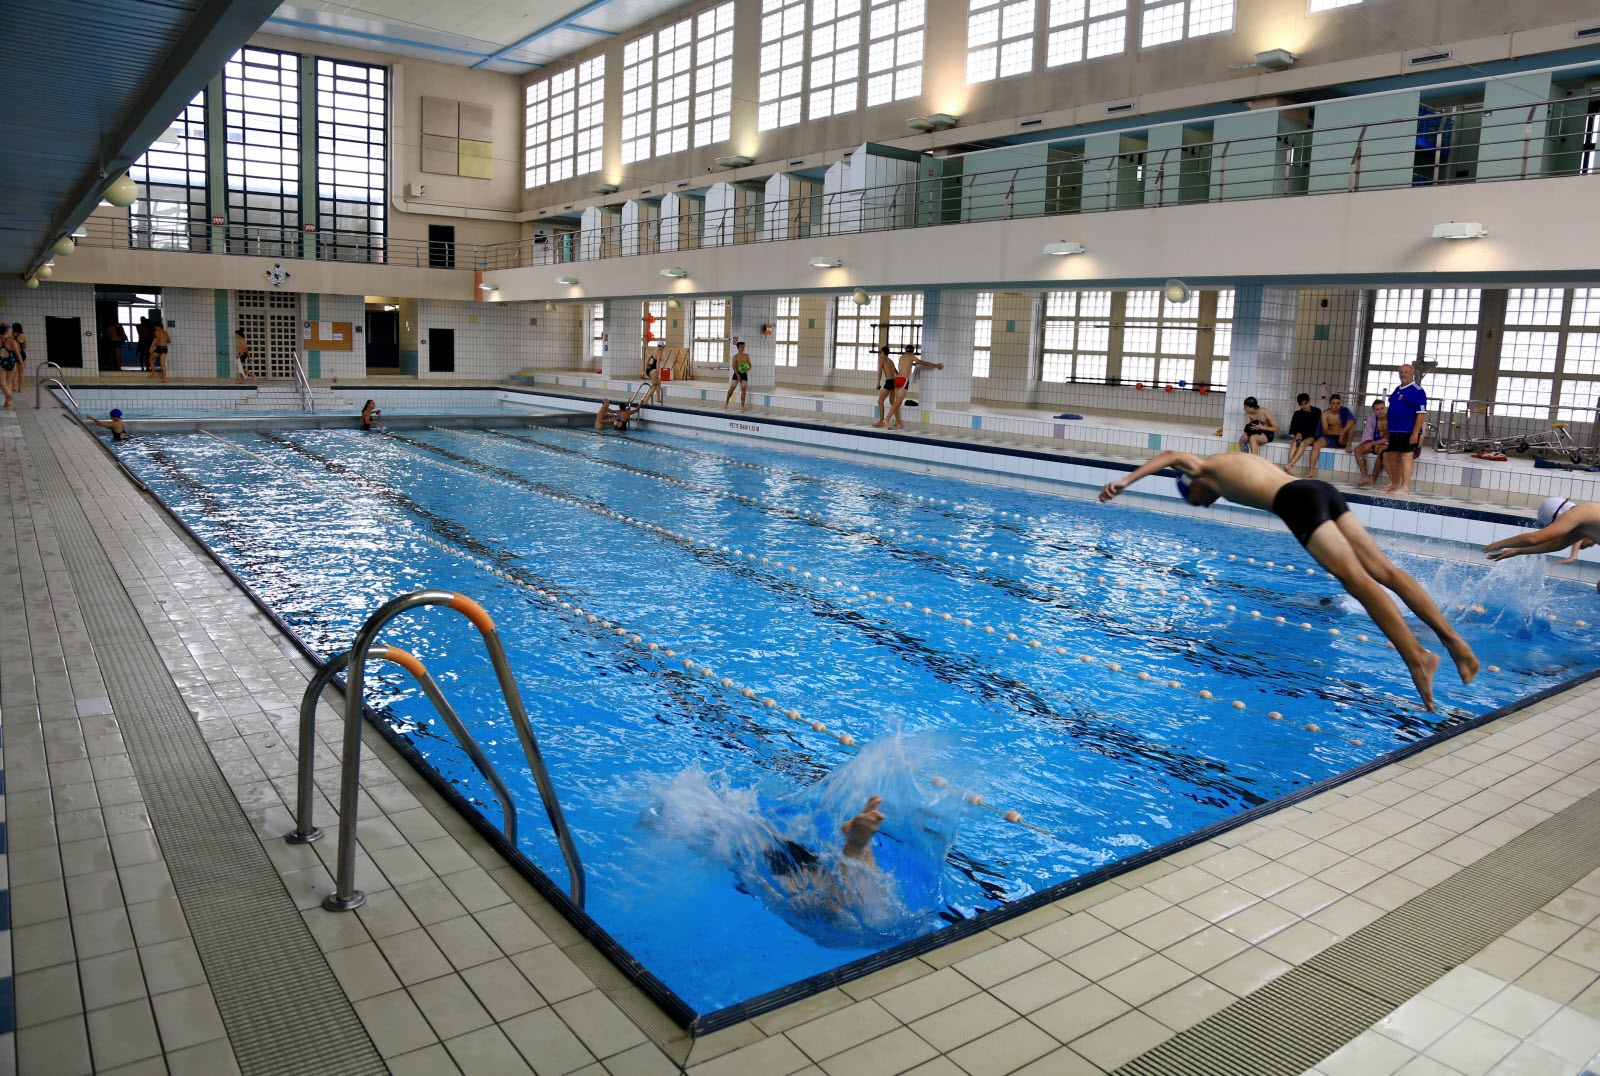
[1520,103,1539,179]
[1348,124,1368,191]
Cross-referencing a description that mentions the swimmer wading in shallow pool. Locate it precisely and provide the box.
[1100,450,1478,711]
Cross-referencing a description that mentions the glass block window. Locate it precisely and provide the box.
[590,303,605,363]
[655,17,694,158]
[967,0,1035,83]
[1363,288,1479,412]
[775,296,800,367]
[759,0,807,130]
[316,59,386,261]
[693,3,736,147]
[692,298,730,364]
[810,0,862,119]
[1122,288,1200,385]
[834,295,881,371]
[1047,0,1126,67]
[973,292,994,378]
[1209,289,1234,390]
[131,92,207,250]
[224,47,301,246]
[1505,288,1600,421]
[866,0,923,107]
[621,36,655,164]
[1141,0,1234,48]
[1041,290,1112,382]
[524,56,604,189]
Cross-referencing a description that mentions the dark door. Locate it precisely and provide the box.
[365,309,399,369]
[44,316,84,368]
[428,328,454,373]
[94,300,122,369]
[428,224,455,269]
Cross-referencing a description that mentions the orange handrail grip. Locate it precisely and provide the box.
[448,593,496,633]
[373,645,428,680]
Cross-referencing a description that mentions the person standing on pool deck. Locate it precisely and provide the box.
[234,329,255,382]
[885,346,943,431]
[642,341,666,407]
[1381,363,1426,497]
[724,340,752,411]
[1100,450,1478,711]
[150,321,171,382]
[871,346,898,428]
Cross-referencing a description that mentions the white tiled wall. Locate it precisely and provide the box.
[417,298,585,380]
[0,280,99,376]
[160,289,220,379]
[313,294,367,380]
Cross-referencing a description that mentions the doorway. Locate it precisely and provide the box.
[428,225,456,269]
[44,316,84,368]
[428,328,455,373]
[237,289,300,378]
[94,286,163,370]
[365,308,400,370]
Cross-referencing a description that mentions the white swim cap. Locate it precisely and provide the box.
[1536,496,1575,528]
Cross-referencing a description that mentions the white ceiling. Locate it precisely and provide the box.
[267,0,691,73]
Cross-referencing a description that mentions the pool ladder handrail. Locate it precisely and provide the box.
[289,350,315,412]
[289,589,585,911]
[36,376,81,415]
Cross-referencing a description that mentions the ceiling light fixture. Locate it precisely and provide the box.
[555,275,580,285]
[809,256,843,268]
[660,266,689,278]
[908,113,959,132]
[1042,241,1087,256]
[479,282,498,291]
[714,154,754,169]
[590,182,620,195]
[1431,221,1488,239]
[1254,48,1297,70]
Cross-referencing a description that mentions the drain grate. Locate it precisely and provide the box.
[24,414,385,1076]
[1118,789,1600,1076]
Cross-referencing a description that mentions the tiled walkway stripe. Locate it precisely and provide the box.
[20,412,386,1076]
[1116,786,1600,1076]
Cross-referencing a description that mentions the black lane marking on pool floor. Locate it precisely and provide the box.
[373,429,1283,814]
[455,427,1454,739]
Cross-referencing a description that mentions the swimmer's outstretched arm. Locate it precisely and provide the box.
[1099,451,1203,502]
[840,795,884,868]
[1485,520,1583,560]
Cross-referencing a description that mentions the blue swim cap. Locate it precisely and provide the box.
[1175,474,1191,500]
[109,409,123,418]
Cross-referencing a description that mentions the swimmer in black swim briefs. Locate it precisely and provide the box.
[1099,449,1478,711]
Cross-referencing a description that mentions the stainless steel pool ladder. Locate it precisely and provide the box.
[288,589,586,911]
[36,376,81,415]
[290,351,315,412]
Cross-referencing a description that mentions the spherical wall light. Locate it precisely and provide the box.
[54,236,76,257]
[851,288,870,306]
[666,298,681,310]
[104,174,138,207]
[24,277,40,289]
[36,265,52,280]
[1164,279,1191,304]
[544,302,556,312]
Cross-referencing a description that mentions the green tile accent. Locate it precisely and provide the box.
[1147,433,1162,450]
[1313,324,1331,341]
[213,289,230,378]
[1005,320,1016,333]
[305,293,320,379]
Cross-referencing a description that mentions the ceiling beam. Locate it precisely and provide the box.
[25,0,283,278]
[471,0,619,69]
[265,16,529,63]
[566,25,617,37]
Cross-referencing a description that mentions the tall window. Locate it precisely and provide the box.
[866,0,923,107]
[759,0,807,130]
[131,93,208,250]
[1364,288,1479,410]
[224,47,301,247]
[967,0,1035,83]
[655,18,694,157]
[590,303,605,363]
[316,59,386,261]
[1500,289,1600,421]
[1141,0,1234,47]
[973,292,995,378]
[1121,288,1201,386]
[1047,0,1127,67]
[621,36,655,164]
[525,56,604,189]
[1209,289,1234,390]
[810,0,862,119]
[693,299,730,364]
[694,3,736,146]
[834,295,880,370]
[1041,290,1112,382]
[775,296,800,366]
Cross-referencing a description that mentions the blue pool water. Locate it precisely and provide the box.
[109,424,1600,1017]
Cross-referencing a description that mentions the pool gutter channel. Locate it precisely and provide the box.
[60,401,1600,1038]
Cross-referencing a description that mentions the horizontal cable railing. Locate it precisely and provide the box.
[74,216,463,270]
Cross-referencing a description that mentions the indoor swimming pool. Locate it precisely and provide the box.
[105,423,1600,1024]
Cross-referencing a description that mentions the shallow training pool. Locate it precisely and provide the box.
[109,423,1599,1023]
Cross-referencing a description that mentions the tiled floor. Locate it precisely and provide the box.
[9,399,1600,1075]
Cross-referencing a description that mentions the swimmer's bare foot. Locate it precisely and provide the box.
[1304,469,1318,479]
[841,795,884,864]
[1358,474,1374,486]
[1446,636,1480,685]
[1406,649,1441,712]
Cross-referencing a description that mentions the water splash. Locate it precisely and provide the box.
[642,734,970,949]
[1412,553,1571,638]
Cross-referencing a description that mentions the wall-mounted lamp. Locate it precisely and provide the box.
[1255,48,1297,70]
[590,182,620,195]
[545,302,557,312]
[478,282,499,291]
[667,298,682,309]
[1431,221,1488,239]
[1042,241,1087,256]
[809,256,843,268]
[851,288,871,306]
[660,266,689,278]
[555,275,580,285]
[907,113,959,132]
[714,155,754,169]
[1164,279,1192,303]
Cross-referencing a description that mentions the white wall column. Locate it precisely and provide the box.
[730,294,778,390]
[1223,286,1299,443]
[918,288,978,410]
[602,299,643,379]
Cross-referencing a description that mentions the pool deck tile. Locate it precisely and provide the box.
[13,401,1600,1073]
